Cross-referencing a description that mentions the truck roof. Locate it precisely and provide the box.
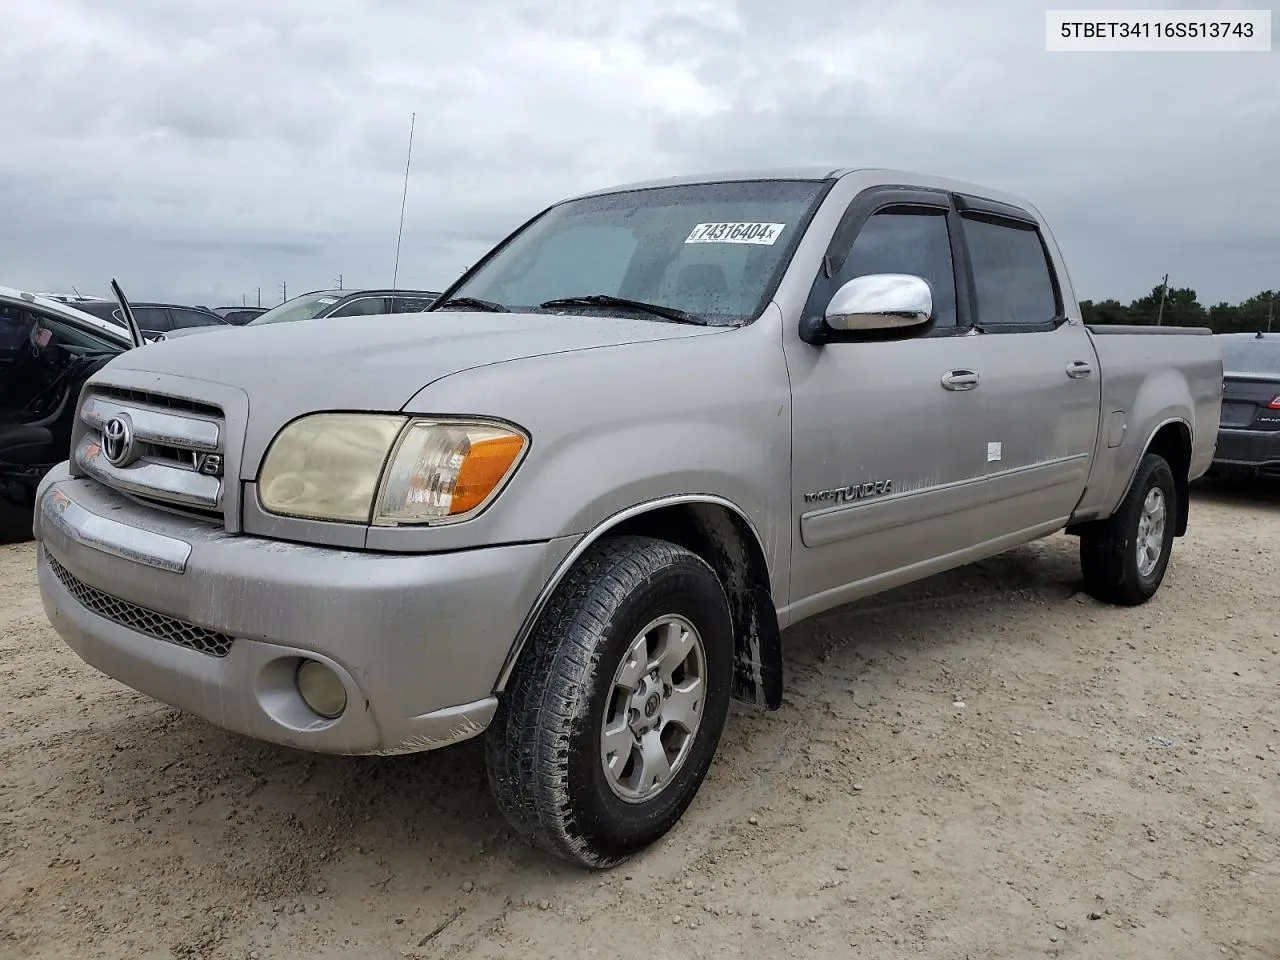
[570,166,1043,221]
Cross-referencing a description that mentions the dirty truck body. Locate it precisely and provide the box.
[34,167,1223,867]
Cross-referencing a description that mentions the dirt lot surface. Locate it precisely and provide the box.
[2,480,1279,960]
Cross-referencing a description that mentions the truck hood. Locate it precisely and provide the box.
[102,310,725,460]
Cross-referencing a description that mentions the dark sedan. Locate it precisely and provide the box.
[73,300,232,339]
[1211,332,1280,478]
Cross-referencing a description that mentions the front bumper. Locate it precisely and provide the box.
[34,463,576,755]
[1212,428,1280,477]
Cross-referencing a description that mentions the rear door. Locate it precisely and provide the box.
[953,195,1101,541]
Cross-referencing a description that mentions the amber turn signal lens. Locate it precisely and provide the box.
[450,434,526,514]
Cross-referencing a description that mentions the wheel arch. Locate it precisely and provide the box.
[1138,419,1193,536]
[494,495,784,710]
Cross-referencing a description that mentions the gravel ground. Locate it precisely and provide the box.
[2,479,1278,960]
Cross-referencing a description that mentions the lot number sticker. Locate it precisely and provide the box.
[685,222,786,245]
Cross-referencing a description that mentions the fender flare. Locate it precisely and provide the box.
[493,492,772,694]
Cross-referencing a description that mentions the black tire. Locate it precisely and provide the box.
[1079,452,1177,606]
[485,535,734,868]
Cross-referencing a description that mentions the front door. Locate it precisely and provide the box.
[785,190,992,611]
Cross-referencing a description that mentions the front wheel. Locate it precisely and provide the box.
[485,535,734,868]
[1079,452,1177,605]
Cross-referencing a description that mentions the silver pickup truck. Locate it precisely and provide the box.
[34,167,1223,868]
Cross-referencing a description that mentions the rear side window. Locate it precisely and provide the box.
[118,307,172,331]
[388,297,435,313]
[170,309,223,328]
[329,297,389,318]
[962,215,1059,327]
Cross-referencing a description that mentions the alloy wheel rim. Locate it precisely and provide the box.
[599,614,707,804]
[1135,487,1167,578]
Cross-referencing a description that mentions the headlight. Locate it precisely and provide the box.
[257,413,527,525]
[259,413,407,522]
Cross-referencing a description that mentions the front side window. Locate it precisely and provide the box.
[0,304,34,358]
[962,215,1059,327]
[835,209,958,328]
[443,179,830,324]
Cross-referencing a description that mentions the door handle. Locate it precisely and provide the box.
[1066,360,1093,379]
[941,369,980,391]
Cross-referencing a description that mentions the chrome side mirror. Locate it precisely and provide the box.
[824,273,933,333]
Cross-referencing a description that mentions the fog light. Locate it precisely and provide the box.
[296,659,347,719]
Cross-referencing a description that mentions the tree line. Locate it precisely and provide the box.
[1080,286,1276,333]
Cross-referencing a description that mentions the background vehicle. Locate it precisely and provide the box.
[74,300,231,339]
[0,287,133,541]
[156,289,445,339]
[247,288,442,325]
[33,167,1222,869]
[1210,331,1280,478]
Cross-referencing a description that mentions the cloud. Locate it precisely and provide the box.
[0,0,1275,305]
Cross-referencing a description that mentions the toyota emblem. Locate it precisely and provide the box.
[101,415,137,467]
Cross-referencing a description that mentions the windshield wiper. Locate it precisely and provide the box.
[434,296,509,312]
[538,295,706,326]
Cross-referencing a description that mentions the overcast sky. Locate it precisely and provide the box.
[1,0,1276,308]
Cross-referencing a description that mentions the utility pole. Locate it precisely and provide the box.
[1268,294,1274,333]
[335,274,343,290]
[1155,273,1169,326]
[257,286,261,308]
[280,281,287,304]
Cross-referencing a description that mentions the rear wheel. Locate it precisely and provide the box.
[485,535,733,868]
[1079,452,1177,605]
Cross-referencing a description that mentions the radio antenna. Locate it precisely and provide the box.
[391,111,416,291]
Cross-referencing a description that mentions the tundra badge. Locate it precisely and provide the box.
[804,480,893,505]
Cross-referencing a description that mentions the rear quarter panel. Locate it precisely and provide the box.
[1073,326,1222,521]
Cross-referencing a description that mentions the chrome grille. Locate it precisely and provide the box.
[46,553,235,658]
[76,385,226,523]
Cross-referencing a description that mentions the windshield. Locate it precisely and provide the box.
[248,291,343,326]
[440,179,830,324]
[1221,338,1280,377]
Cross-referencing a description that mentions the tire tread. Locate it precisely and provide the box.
[486,535,723,867]
[1080,453,1176,606]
